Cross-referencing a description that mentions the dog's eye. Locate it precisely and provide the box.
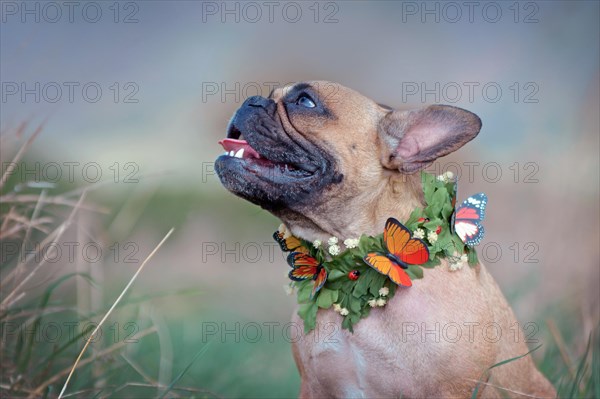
[297,95,316,108]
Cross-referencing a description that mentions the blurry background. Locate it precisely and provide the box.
[1,1,598,397]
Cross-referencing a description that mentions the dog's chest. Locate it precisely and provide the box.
[290,266,496,397]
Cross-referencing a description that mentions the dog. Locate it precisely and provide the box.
[214,81,556,398]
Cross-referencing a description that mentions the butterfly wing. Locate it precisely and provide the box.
[273,232,309,253]
[455,222,485,246]
[453,193,488,245]
[311,266,328,298]
[383,218,411,255]
[450,210,457,234]
[455,193,487,221]
[287,252,327,298]
[451,181,458,208]
[398,238,429,265]
[364,253,413,287]
[383,218,429,265]
[287,252,320,281]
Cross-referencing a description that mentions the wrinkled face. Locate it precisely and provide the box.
[214,81,388,213]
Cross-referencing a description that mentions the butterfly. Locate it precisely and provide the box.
[363,218,429,287]
[273,231,309,254]
[287,252,327,298]
[451,192,488,246]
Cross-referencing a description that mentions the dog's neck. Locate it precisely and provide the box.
[280,173,424,242]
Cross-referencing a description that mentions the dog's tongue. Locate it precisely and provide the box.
[218,138,261,159]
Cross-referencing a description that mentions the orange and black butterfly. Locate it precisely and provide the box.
[273,231,309,254]
[363,218,429,287]
[287,252,327,299]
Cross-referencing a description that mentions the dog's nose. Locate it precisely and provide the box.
[244,96,274,109]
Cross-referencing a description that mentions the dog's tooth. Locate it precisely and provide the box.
[234,148,244,158]
[229,151,234,156]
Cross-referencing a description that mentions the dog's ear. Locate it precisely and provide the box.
[378,105,482,173]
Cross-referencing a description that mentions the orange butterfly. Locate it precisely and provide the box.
[363,218,429,287]
[287,252,327,299]
[273,231,309,254]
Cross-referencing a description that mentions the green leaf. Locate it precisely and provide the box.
[433,229,453,254]
[428,187,448,216]
[388,283,397,297]
[423,218,442,230]
[349,312,361,325]
[442,201,454,220]
[298,302,318,332]
[349,299,362,313]
[342,315,352,331]
[331,289,339,303]
[316,288,336,309]
[368,272,387,297]
[422,256,441,269]
[448,235,465,255]
[327,280,343,290]
[357,234,372,253]
[406,207,425,229]
[468,248,479,265]
[353,270,373,297]
[360,304,372,318]
[422,171,436,201]
[327,269,346,281]
[297,281,313,302]
[406,265,423,279]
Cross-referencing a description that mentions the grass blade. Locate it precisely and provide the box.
[29,327,158,397]
[158,340,213,399]
[0,120,45,190]
[567,332,592,398]
[16,273,95,372]
[54,228,175,399]
[471,344,543,399]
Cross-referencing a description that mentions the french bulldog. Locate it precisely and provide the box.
[214,81,556,398]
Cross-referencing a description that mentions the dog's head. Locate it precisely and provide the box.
[215,81,481,238]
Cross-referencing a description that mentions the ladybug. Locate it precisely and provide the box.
[348,270,361,281]
[435,226,442,234]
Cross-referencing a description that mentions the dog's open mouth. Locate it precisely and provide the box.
[219,138,262,159]
[217,125,315,178]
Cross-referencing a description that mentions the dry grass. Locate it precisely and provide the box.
[0,125,207,398]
